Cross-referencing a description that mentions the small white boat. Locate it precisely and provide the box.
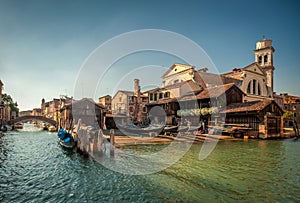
[48,126,56,132]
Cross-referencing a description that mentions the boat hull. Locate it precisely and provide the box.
[58,138,74,149]
[117,125,164,136]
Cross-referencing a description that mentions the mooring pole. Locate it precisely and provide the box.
[110,129,115,156]
[98,129,103,151]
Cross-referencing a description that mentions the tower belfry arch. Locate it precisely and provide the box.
[254,39,275,97]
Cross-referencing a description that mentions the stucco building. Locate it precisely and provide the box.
[98,95,112,114]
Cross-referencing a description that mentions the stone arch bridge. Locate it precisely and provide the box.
[8,115,57,126]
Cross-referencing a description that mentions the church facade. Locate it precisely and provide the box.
[222,39,275,101]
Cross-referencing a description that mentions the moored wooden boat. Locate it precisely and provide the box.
[57,128,76,149]
[117,124,164,136]
[14,123,23,129]
[162,125,179,135]
[58,137,75,149]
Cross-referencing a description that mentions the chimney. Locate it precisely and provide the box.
[198,67,208,73]
[134,79,140,97]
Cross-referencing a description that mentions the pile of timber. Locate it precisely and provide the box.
[73,119,115,157]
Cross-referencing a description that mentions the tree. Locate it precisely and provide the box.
[2,93,19,116]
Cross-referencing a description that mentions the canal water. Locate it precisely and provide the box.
[0,125,299,202]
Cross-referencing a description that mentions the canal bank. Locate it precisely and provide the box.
[1,129,300,202]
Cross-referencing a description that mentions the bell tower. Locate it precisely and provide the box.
[254,39,275,97]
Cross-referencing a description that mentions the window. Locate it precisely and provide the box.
[237,80,242,87]
[154,93,157,101]
[159,93,163,99]
[247,79,262,95]
[258,56,262,64]
[247,81,251,94]
[264,55,268,63]
[174,79,179,84]
[253,79,256,95]
[149,93,153,101]
[119,97,122,102]
[164,92,170,98]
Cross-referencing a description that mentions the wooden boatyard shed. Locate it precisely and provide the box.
[60,98,105,129]
[179,83,246,127]
[220,99,284,138]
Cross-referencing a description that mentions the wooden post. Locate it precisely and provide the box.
[76,128,82,153]
[264,116,268,139]
[88,130,96,153]
[74,119,82,141]
[110,129,115,156]
[280,116,284,138]
[98,129,103,151]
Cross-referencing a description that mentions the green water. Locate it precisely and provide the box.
[0,128,299,202]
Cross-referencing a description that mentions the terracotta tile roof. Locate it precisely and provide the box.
[142,87,161,94]
[145,80,201,94]
[180,83,240,101]
[197,72,224,86]
[220,99,274,114]
[199,83,234,99]
[118,90,134,95]
[197,71,241,87]
[98,95,111,99]
[72,98,105,109]
[112,90,134,100]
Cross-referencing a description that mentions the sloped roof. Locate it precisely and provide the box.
[147,98,177,105]
[163,80,190,89]
[162,63,194,78]
[163,79,201,92]
[65,98,105,109]
[197,71,241,87]
[98,95,111,99]
[112,90,134,100]
[142,87,161,94]
[197,83,238,99]
[179,83,244,102]
[197,72,224,86]
[220,99,283,114]
[144,80,201,94]
[222,62,266,80]
[118,90,134,95]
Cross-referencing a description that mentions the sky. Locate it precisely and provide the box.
[0,0,299,110]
